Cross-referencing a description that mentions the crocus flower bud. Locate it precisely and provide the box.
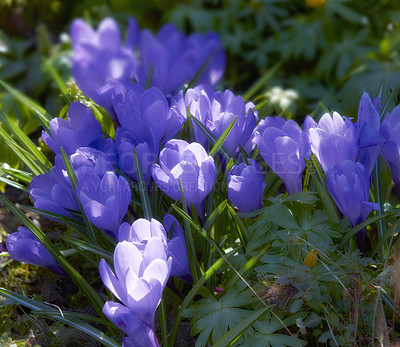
[380,104,400,196]
[76,171,131,237]
[151,139,216,215]
[99,240,172,344]
[29,162,79,219]
[304,112,358,174]
[326,160,379,251]
[173,86,257,156]
[227,159,265,212]
[357,92,386,175]
[70,18,137,121]
[256,117,310,195]
[6,227,65,275]
[42,102,104,156]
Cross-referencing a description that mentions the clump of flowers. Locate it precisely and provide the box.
[3,14,398,347]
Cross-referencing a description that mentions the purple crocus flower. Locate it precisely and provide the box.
[174,85,257,156]
[29,163,79,219]
[357,92,386,175]
[42,102,104,156]
[118,217,191,281]
[112,84,185,146]
[70,18,137,121]
[76,171,131,237]
[227,159,265,212]
[380,104,400,195]
[6,227,65,275]
[69,147,115,180]
[115,127,158,186]
[326,160,379,251]
[103,302,159,347]
[255,117,310,195]
[99,240,172,345]
[304,112,358,174]
[134,23,225,95]
[151,139,216,215]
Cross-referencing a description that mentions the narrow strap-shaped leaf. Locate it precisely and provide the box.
[178,178,199,282]
[224,245,270,290]
[0,195,105,318]
[338,213,388,249]
[60,148,97,241]
[186,48,218,90]
[0,80,52,130]
[2,167,33,184]
[209,116,237,158]
[0,112,52,168]
[372,158,386,257]
[369,220,399,258]
[243,62,281,101]
[227,205,249,247]
[63,236,113,261]
[203,200,228,232]
[0,126,46,175]
[145,63,154,89]
[213,305,273,347]
[168,247,241,347]
[0,177,28,192]
[263,169,282,197]
[190,114,237,164]
[132,145,152,220]
[44,59,71,104]
[308,155,340,224]
[0,288,119,347]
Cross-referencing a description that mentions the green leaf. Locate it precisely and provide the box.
[0,288,119,347]
[0,80,52,132]
[209,116,237,158]
[44,59,71,104]
[184,287,255,346]
[339,213,388,249]
[0,194,105,319]
[133,145,152,219]
[190,114,237,163]
[0,111,51,168]
[63,236,113,261]
[213,305,273,347]
[168,247,241,347]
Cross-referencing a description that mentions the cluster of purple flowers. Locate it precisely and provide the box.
[6,15,400,346]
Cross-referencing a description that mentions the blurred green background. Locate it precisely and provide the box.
[1,0,399,119]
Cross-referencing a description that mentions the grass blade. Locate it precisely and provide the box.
[190,114,237,164]
[0,80,52,131]
[44,59,71,104]
[0,194,105,318]
[0,288,119,347]
[133,145,152,219]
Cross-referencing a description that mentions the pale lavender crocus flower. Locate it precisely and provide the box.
[151,139,216,215]
[304,112,358,174]
[256,117,310,195]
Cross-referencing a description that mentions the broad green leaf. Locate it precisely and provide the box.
[213,305,273,347]
[183,287,255,346]
[168,247,241,347]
